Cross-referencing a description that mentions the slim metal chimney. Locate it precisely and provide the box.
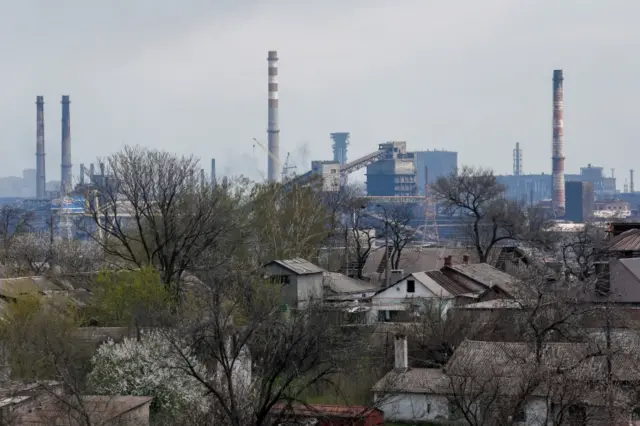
[631,170,635,193]
[36,96,46,198]
[211,158,216,183]
[60,95,72,195]
[89,163,95,181]
[552,70,565,215]
[80,163,85,185]
[513,142,522,176]
[267,50,280,182]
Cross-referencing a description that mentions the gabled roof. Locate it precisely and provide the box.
[266,258,324,275]
[445,263,527,298]
[373,270,476,298]
[323,272,377,295]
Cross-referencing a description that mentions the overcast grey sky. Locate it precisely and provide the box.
[2,0,639,183]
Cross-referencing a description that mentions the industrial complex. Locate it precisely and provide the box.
[0,53,637,244]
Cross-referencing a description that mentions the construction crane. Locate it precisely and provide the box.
[281,152,297,180]
[253,138,281,178]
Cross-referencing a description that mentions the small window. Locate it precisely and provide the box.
[513,409,526,422]
[427,403,431,414]
[407,279,415,293]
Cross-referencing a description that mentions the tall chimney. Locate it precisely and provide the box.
[394,334,408,370]
[552,70,566,215]
[60,95,72,195]
[79,163,85,185]
[89,163,95,181]
[513,142,522,176]
[211,158,216,183]
[99,162,105,177]
[631,170,635,193]
[267,50,280,182]
[36,96,46,198]
[200,168,205,187]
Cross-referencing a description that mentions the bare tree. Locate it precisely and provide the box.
[82,146,241,297]
[0,204,34,250]
[432,166,526,263]
[376,204,415,270]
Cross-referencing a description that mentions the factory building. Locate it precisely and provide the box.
[414,150,458,196]
[365,142,417,197]
[565,164,616,201]
[311,161,341,192]
[564,181,594,223]
[497,174,552,205]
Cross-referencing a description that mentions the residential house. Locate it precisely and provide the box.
[441,255,530,301]
[371,270,477,322]
[0,381,152,425]
[373,336,640,425]
[262,258,325,309]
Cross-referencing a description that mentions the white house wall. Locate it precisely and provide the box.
[372,278,436,307]
[375,392,449,423]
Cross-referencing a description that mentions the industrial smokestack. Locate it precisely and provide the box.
[267,50,280,182]
[61,95,72,195]
[36,96,46,198]
[89,164,95,182]
[631,170,635,193]
[513,142,522,176]
[211,159,216,183]
[99,162,105,177]
[200,169,205,188]
[80,163,85,185]
[552,70,565,215]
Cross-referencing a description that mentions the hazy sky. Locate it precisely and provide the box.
[2,0,639,184]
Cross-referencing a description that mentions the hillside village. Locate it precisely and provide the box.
[1,147,640,425]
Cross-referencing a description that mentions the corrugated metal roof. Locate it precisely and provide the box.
[424,270,472,296]
[271,258,324,275]
[446,263,527,297]
[607,229,640,252]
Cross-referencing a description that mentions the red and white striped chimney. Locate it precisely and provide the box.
[267,51,280,182]
[552,70,565,215]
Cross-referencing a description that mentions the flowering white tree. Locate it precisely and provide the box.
[86,330,209,415]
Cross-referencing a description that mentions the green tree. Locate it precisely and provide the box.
[88,267,173,330]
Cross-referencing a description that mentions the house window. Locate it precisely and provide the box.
[407,279,415,293]
[568,405,586,425]
[272,275,290,286]
[513,409,526,422]
[448,399,462,419]
[427,403,431,414]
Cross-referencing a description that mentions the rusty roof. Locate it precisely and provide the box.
[273,403,382,418]
[606,229,640,252]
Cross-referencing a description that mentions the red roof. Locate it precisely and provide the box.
[273,403,381,419]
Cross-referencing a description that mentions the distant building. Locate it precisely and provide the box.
[414,150,458,196]
[366,142,417,197]
[564,181,594,223]
[311,161,341,192]
[496,174,552,205]
[565,164,616,200]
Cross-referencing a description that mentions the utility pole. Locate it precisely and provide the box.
[385,221,390,288]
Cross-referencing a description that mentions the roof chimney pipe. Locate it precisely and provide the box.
[60,95,72,195]
[36,96,46,198]
[267,50,280,182]
[552,70,566,216]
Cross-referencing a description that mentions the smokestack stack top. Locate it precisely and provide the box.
[36,96,44,103]
[61,95,70,103]
[268,50,278,60]
[553,69,564,80]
